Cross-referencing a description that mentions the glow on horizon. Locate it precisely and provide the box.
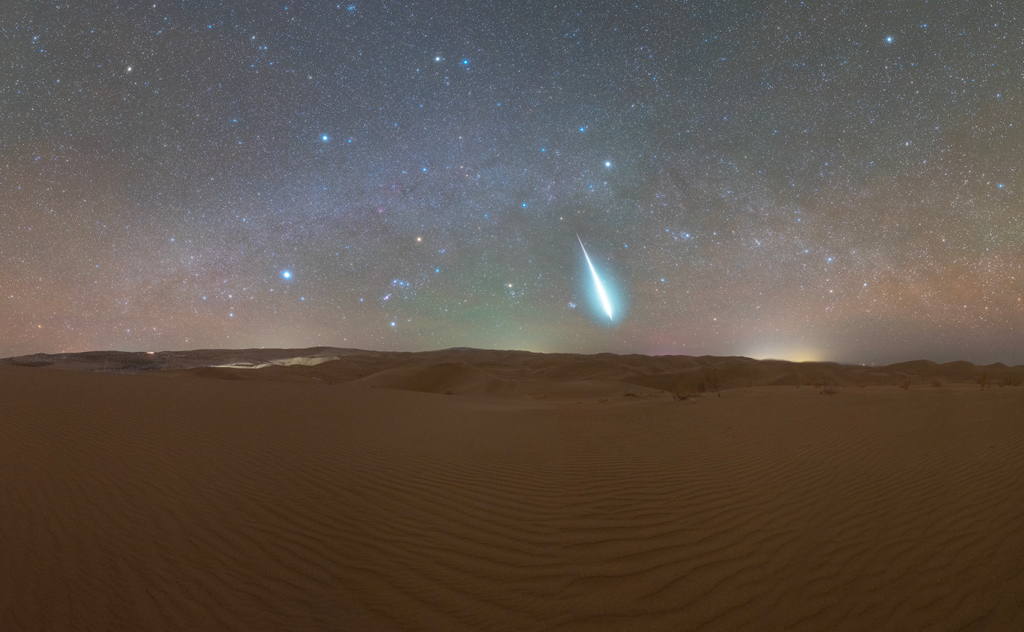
[746,345,825,363]
[576,234,614,320]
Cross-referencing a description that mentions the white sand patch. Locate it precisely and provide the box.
[211,355,339,369]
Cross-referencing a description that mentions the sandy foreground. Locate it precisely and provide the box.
[2,349,1024,631]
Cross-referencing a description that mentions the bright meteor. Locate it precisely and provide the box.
[577,234,614,320]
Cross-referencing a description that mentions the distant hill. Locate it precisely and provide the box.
[4,347,1022,398]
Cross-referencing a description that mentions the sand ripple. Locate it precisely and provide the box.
[2,366,1024,630]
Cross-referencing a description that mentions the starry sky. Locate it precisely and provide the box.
[3,0,1023,364]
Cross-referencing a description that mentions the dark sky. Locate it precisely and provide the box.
[3,1,1022,364]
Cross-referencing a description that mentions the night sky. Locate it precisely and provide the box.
[4,1,1022,364]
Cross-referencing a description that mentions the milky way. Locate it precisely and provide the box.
[3,1,1022,363]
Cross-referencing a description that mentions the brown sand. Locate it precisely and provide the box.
[2,350,1024,630]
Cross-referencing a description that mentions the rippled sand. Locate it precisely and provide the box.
[2,352,1023,630]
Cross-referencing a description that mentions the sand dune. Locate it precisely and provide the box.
[2,349,1024,630]
[7,347,1022,394]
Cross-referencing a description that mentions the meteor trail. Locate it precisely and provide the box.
[577,234,614,320]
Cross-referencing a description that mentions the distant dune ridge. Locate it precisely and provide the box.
[2,348,1024,630]
[4,347,1023,396]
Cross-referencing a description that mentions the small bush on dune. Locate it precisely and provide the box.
[898,377,912,390]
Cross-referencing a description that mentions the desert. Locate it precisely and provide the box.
[2,348,1023,630]
[10,0,1024,628]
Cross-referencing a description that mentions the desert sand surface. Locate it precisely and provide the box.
[2,348,1024,631]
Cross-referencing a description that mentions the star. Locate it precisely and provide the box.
[6,0,1023,365]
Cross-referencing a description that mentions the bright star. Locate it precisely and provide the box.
[321,134,329,141]
[281,270,292,279]
[604,161,612,168]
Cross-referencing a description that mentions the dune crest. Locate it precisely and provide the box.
[5,347,1022,398]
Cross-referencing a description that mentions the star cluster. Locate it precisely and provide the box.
[3,1,1022,363]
